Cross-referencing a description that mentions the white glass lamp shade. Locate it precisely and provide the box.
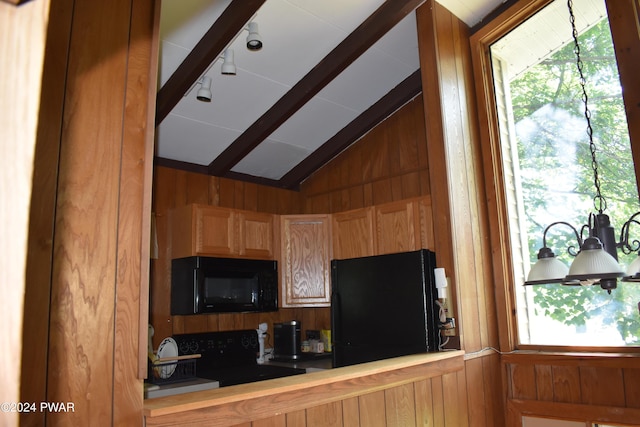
[623,254,640,282]
[524,247,569,285]
[566,237,624,281]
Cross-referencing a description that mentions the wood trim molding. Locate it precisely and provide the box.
[502,351,640,368]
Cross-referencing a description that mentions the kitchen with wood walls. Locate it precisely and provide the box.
[6,0,640,426]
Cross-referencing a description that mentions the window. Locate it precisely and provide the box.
[488,0,640,346]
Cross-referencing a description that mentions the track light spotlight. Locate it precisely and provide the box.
[220,49,236,75]
[196,76,212,102]
[246,22,262,50]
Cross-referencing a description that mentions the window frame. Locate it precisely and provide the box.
[470,0,640,352]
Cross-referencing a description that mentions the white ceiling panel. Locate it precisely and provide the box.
[232,139,312,180]
[160,0,231,49]
[284,0,386,32]
[171,69,290,131]
[156,115,240,165]
[269,96,360,151]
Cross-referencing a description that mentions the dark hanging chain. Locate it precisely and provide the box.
[568,0,606,213]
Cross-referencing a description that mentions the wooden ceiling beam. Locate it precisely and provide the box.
[155,0,266,126]
[208,0,426,176]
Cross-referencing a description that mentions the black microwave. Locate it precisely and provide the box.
[171,256,278,314]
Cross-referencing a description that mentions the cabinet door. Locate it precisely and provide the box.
[195,206,236,256]
[280,215,331,307]
[374,200,420,255]
[331,207,375,259]
[237,211,275,259]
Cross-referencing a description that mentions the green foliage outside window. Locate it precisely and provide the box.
[509,19,640,345]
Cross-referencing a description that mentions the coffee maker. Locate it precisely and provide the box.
[273,320,301,360]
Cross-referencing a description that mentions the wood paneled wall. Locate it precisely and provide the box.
[17,0,158,425]
[504,353,640,425]
[418,1,504,425]
[300,96,430,214]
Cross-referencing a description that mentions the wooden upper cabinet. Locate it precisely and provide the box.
[195,206,236,256]
[374,199,422,255]
[237,211,275,259]
[280,215,331,307]
[171,204,275,259]
[331,207,376,260]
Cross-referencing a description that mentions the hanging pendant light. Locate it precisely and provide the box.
[524,0,639,293]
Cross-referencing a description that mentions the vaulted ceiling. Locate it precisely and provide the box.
[154,0,506,190]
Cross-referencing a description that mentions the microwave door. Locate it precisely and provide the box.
[194,267,201,314]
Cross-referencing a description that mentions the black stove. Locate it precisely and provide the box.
[173,330,305,387]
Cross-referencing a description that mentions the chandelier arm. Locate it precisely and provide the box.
[542,221,583,257]
[619,213,640,254]
[568,0,605,214]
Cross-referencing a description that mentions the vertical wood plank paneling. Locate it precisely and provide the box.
[359,391,387,427]
[579,366,626,407]
[465,358,488,427]
[341,397,360,427]
[306,401,343,427]
[151,168,181,346]
[47,0,132,423]
[113,0,157,422]
[605,0,640,190]
[385,384,417,427]
[431,376,446,426]
[19,0,69,425]
[483,353,503,426]
[285,409,306,427]
[552,365,582,404]
[509,364,537,400]
[442,372,463,426]
[300,97,430,214]
[534,365,553,402]
[623,368,640,408]
[252,414,286,427]
[413,379,434,426]
[456,369,470,427]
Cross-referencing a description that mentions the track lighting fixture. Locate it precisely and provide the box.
[220,49,236,75]
[246,22,262,50]
[196,76,212,102]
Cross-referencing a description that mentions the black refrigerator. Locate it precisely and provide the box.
[331,249,440,368]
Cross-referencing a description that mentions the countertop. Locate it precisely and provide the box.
[264,352,333,371]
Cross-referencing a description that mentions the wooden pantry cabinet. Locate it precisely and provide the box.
[170,204,275,260]
[279,214,332,307]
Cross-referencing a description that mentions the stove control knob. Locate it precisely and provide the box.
[178,341,191,354]
[241,335,250,348]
